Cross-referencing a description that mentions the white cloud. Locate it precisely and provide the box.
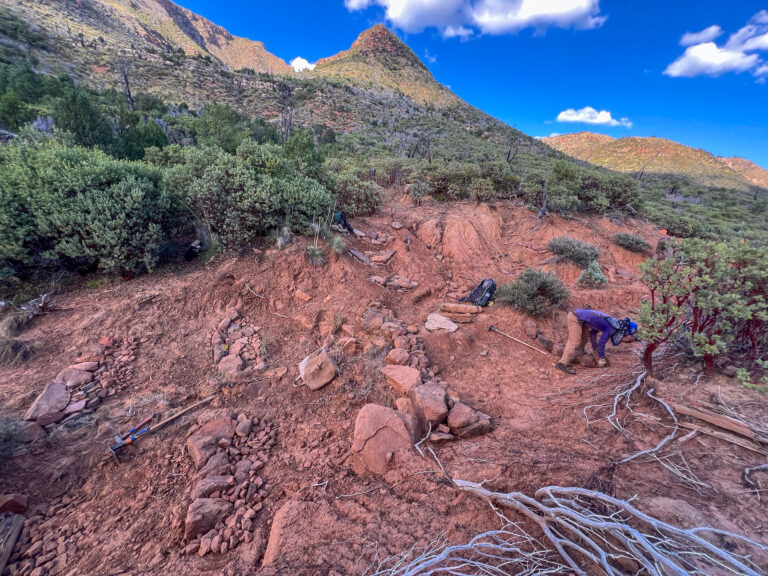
[423,49,437,64]
[664,43,759,77]
[556,106,632,128]
[470,0,605,34]
[344,0,605,36]
[290,57,316,72]
[444,25,474,38]
[680,25,722,46]
[666,11,768,81]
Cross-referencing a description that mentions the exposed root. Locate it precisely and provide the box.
[453,479,768,576]
[367,526,567,576]
[617,387,678,464]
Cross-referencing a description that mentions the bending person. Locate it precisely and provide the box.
[555,309,638,375]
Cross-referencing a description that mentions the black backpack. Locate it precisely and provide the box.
[460,279,496,307]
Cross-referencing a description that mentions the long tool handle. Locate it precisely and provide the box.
[148,394,217,433]
[489,325,549,356]
[122,415,154,440]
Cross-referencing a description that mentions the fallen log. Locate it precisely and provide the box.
[668,402,767,444]
[677,421,767,456]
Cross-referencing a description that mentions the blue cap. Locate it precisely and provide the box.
[629,321,638,335]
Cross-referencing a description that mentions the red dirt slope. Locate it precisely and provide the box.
[1,196,766,575]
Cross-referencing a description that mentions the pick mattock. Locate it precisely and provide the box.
[489,325,549,356]
[109,394,217,462]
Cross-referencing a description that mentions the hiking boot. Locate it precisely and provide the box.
[555,362,577,375]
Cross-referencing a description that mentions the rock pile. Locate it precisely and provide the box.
[349,301,492,475]
[361,302,431,374]
[211,308,267,378]
[183,410,275,557]
[22,337,134,431]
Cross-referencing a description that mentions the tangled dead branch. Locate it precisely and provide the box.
[452,480,768,576]
[367,526,567,576]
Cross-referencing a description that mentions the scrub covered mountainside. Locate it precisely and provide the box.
[0,0,766,244]
[543,131,768,193]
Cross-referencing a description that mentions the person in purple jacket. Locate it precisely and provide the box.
[555,309,638,375]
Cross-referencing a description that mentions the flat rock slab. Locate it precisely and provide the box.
[440,303,481,314]
[55,368,94,389]
[24,382,71,421]
[190,475,234,500]
[67,361,99,372]
[218,354,244,374]
[381,365,422,395]
[351,404,418,475]
[425,313,458,333]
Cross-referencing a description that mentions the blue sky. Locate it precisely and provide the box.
[179,0,768,168]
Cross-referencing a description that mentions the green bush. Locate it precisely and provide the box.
[469,178,495,202]
[495,268,570,316]
[0,140,173,274]
[53,87,113,149]
[160,142,335,249]
[547,237,600,268]
[336,172,383,216]
[409,180,431,206]
[578,260,608,287]
[614,233,651,253]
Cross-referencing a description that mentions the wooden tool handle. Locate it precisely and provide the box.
[149,394,217,433]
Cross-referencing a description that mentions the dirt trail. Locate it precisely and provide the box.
[1,198,766,575]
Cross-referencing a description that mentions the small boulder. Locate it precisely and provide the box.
[197,452,230,479]
[184,498,233,539]
[385,348,410,366]
[581,355,597,368]
[218,354,244,374]
[425,313,458,333]
[234,460,253,484]
[429,432,454,443]
[408,383,448,428]
[381,365,422,395]
[454,411,493,438]
[447,403,478,430]
[187,436,218,470]
[298,349,337,391]
[524,320,539,340]
[235,418,253,437]
[190,475,234,501]
[24,382,71,421]
[351,404,418,475]
[0,494,28,514]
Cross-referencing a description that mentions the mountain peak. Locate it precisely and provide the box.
[314,24,452,106]
[317,24,427,72]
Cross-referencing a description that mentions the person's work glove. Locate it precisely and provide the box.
[597,358,608,368]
